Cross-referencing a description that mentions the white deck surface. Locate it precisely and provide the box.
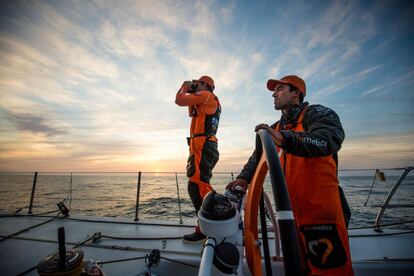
[1,214,413,275]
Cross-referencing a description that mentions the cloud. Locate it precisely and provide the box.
[119,26,173,58]
[264,0,379,85]
[314,64,383,97]
[4,110,65,136]
[107,0,187,29]
[306,0,377,49]
[0,0,413,172]
[361,69,414,97]
[301,50,337,79]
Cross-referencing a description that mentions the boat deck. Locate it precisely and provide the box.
[0,214,205,275]
[1,214,414,275]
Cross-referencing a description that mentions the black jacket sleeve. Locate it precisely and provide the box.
[236,105,344,182]
[280,105,345,157]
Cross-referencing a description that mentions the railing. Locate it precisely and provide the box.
[0,167,412,228]
[0,171,237,222]
[374,166,413,229]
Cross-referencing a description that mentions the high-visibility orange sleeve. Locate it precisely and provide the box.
[175,91,212,106]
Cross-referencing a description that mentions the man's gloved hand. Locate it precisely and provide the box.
[178,81,189,94]
[255,123,284,146]
[255,123,272,132]
[180,81,191,91]
[226,178,248,192]
[183,80,192,87]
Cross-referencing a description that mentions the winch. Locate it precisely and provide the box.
[37,227,84,276]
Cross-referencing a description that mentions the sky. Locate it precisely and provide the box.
[0,0,413,173]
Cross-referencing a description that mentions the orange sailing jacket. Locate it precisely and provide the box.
[176,89,221,198]
[274,108,353,275]
[175,90,221,142]
[238,103,353,275]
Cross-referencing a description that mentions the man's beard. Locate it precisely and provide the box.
[274,100,287,110]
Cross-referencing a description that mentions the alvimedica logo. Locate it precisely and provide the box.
[308,238,334,265]
[300,136,328,147]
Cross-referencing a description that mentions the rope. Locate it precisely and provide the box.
[14,206,29,214]
[63,216,195,227]
[101,234,182,240]
[16,265,37,276]
[29,209,60,216]
[0,211,61,243]
[15,229,99,276]
[160,256,199,268]
[72,234,99,249]
[4,235,202,257]
[96,255,199,269]
[98,256,147,265]
[13,233,198,271]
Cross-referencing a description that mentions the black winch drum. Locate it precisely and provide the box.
[37,249,84,276]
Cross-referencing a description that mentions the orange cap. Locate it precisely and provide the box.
[267,75,306,96]
[199,75,215,89]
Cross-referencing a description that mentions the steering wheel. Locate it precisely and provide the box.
[244,129,304,276]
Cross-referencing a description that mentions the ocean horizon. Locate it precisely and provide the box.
[1,170,413,229]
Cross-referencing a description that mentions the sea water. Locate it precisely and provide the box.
[0,171,413,229]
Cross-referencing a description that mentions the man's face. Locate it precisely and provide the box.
[272,83,297,110]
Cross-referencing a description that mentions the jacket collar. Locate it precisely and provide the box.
[280,102,309,128]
